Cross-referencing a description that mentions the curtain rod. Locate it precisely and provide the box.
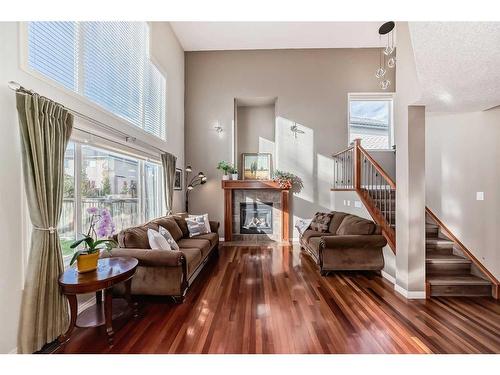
[7,80,167,155]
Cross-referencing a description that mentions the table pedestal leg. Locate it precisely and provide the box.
[58,294,77,343]
[124,278,139,318]
[104,289,114,346]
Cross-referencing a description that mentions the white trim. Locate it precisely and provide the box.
[394,284,426,300]
[381,270,395,284]
[9,347,18,354]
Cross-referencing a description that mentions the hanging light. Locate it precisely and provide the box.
[379,79,391,90]
[387,56,396,68]
[377,21,396,89]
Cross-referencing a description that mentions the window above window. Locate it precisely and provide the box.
[348,93,393,150]
[26,22,166,140]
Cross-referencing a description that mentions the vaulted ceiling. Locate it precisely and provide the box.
[170,22,386,51]
[409,22,500,112]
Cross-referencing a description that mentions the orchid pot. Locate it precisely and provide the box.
[69,207,117,273]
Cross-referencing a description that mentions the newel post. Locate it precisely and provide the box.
[353,138,361,190]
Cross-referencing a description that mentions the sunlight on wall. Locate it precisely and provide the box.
[317,153,334,210]
[276,116,314,203]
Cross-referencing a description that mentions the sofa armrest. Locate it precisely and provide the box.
[321,235,387,249]
[100,248,185,267]
[209,221,220,234]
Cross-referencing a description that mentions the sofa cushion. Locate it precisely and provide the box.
[172,214,190,237]
[180,248,202,276]
[191,232,218,247]
[328,211,349,234]
[149,216,183,242]
[301,229,324,243]
[178,238,211,257]
[309,212,334,233]
[118,224,156,249]
[336,215,376,235]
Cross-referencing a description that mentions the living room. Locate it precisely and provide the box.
[1,0,500,372]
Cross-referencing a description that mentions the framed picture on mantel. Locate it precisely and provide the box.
[241,153,272,180]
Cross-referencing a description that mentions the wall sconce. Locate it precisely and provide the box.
[214,124,223,134]
[290,122,304,139]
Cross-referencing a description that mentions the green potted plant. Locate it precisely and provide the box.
[230,167,239,180]
[217,161,234,180]
[69,207,117,273]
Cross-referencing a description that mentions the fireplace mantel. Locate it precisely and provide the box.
[221,180,290,242]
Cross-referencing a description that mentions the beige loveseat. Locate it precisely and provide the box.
[101,214,219,302]
[300,211,387,275]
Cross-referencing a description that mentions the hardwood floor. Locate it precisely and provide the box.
[55,244,500,354]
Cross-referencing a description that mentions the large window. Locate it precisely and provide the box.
[59,141,163,265]
[26,22,166,139]
[348,93,393,150]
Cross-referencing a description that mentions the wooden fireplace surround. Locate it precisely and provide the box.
[221,180,290,242]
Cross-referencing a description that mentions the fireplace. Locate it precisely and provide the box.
[240,202,273,234]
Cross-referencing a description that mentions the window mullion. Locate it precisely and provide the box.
[74,142,83,239]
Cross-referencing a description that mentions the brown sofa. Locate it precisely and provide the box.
[299,211,387,275]
[101,214,219,302]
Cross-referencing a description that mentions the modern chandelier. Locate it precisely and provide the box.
[376,21,396,90]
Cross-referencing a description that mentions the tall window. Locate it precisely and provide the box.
[348,93,393,150]
[26,22,166,139]
[59,140,163,266]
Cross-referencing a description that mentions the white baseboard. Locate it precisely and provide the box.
[381,270,395,284]
[394,284,426,299]
[9,347,17,354]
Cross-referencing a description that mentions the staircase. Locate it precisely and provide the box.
[332,139,499,299]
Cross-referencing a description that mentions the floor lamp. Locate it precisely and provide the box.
[185,165,207,213]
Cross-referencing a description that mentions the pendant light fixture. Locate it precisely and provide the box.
[376,21,396,90]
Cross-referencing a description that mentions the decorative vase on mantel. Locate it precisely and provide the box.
[231,171,238,180]
[222,174,230,180]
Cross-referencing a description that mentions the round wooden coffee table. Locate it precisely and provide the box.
[58,257,139,346]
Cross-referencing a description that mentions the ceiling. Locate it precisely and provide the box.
[170,22,388,51]
[410,22,500,112]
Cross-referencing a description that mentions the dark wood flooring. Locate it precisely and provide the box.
[56,244,500,354]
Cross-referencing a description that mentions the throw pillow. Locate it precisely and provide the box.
[147,228,172,250]
[158,225,179,250]
[186,214,211,237]
[309,212,334,233]
[295,218,312,235]
[189,213,211,233]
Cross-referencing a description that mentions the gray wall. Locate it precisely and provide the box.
[185,48,395,237]
[236,104,276,170]
[426,108,500,279]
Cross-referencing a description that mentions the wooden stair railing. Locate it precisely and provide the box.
[332,139,396,252]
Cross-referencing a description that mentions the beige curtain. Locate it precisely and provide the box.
[16,91,73,353]
[161,152,177,214]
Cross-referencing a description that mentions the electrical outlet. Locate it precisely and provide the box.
[476,192,484,201]
[354,200,362,208]
[347,200,351,206]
